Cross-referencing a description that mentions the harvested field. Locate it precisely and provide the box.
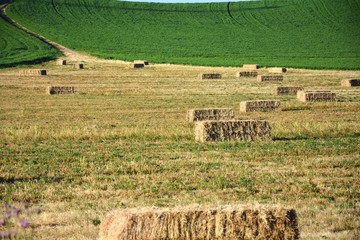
[195,120,272,142]
[297,91,336,102]
[130,63,145,68]
[236,71,258,77]
[199,73,222,79]
[243,64,260,70]
[257,75,283,82]
[47,86,77,95]
[56,59,67,66]
[19,69,47,76]
[273,87,304,95]
[73,63,84,69]
[99,205,299,240]
[240,100,281,112]
[268,67,287,73]
[341,79,360,87]
[187,108,234,122]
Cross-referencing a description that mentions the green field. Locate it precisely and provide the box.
[0,3,60,68]
[6,0,360,69]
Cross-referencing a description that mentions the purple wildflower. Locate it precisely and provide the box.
[0,231,9,238]
[20,219,30,228]
[0,218,5,226]
[10,232,16,238]
[12,208,21,217]
[5,211,11,219]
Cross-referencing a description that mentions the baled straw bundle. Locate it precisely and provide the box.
[195,120,272,142]
[240,100,281,112]
[56,59,67,65]
[187,108,234,122]
[199,73,222,79]
[257,75,283,82]
[297,91,336,102]
[273,87,304,95]
[47,86,77,95]
[99,205,299,240]
[19,69,47,76]
[268,67,287,73]
[243,64,260,70]
[341,79,360,87]
[73,63,84,69]
[236,71,258,77]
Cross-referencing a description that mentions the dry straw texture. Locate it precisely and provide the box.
[73,63,84,69]
[99,205,299,240]
[257,75,283,82]
[297,91,336,102]
[134,60,149,65]
[341,79,360,87]
[242,64,260,70]
[47,86,77,95]
[272,87,304,95]
[268,67,287,73]
[187,108,234,122]
[56,59,67,65]
[199,73,222,79]
[236,71,258,77]
[19,69,47,76]
[240,100,281,112]
[195,120,272,142]
[130,63,145,68]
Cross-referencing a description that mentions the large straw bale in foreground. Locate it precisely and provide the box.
[243,64,260,70]
[268,67,287,73]
[257,75,283,82]
[99,205,298,240]
[199,73,222,79]
[236,71,258,77]
[341,79,360,87]
[47,86,77,95]
[297,91,336,102]
[273,87,304,95]
[240,100,281,112]
[195,120,272,142]
[19,69,47,76]
[73,63,84,69]
[187,108,234,122]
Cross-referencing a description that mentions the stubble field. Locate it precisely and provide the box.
[0,60,359,239]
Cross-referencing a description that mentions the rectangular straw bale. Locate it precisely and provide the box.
[73,63,84,69]
[243,64,260,70]
[297,91,336,102]
[257,75,283,82]
[134,60,149,65]
[236,71,258,77]
[199,73,222,79]
[268,67,287,73]
[187,108,234,122]
[47,86,77,95]
[19,69,47,76]
[341,79,360,87]
[130,63,145,68]
[99,205,298,240]
[240,100,281,112]
[195,120,272,142]
[56,59,67,65]
[273,87,304,95]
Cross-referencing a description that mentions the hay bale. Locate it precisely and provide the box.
[257,75,283,82]
[130,63,145,68]
[273,87,304,95]
[341,79,360,87]
[199,73,222,79]
[268,67,287,73]
[240,100,281,112]
[134,60,149,65]
[47,86,77,95]
[243,64,260,70]
[195,120,272,142]
[187,108,234,122]
[236,71,258,77]
[56,59,67,65]
[297,91,336,102]
[73,63,84,69]
[99,205,298,240]
[19,69,47,76]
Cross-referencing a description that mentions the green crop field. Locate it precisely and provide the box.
[0,4,60,68]
[5,0,360,69]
